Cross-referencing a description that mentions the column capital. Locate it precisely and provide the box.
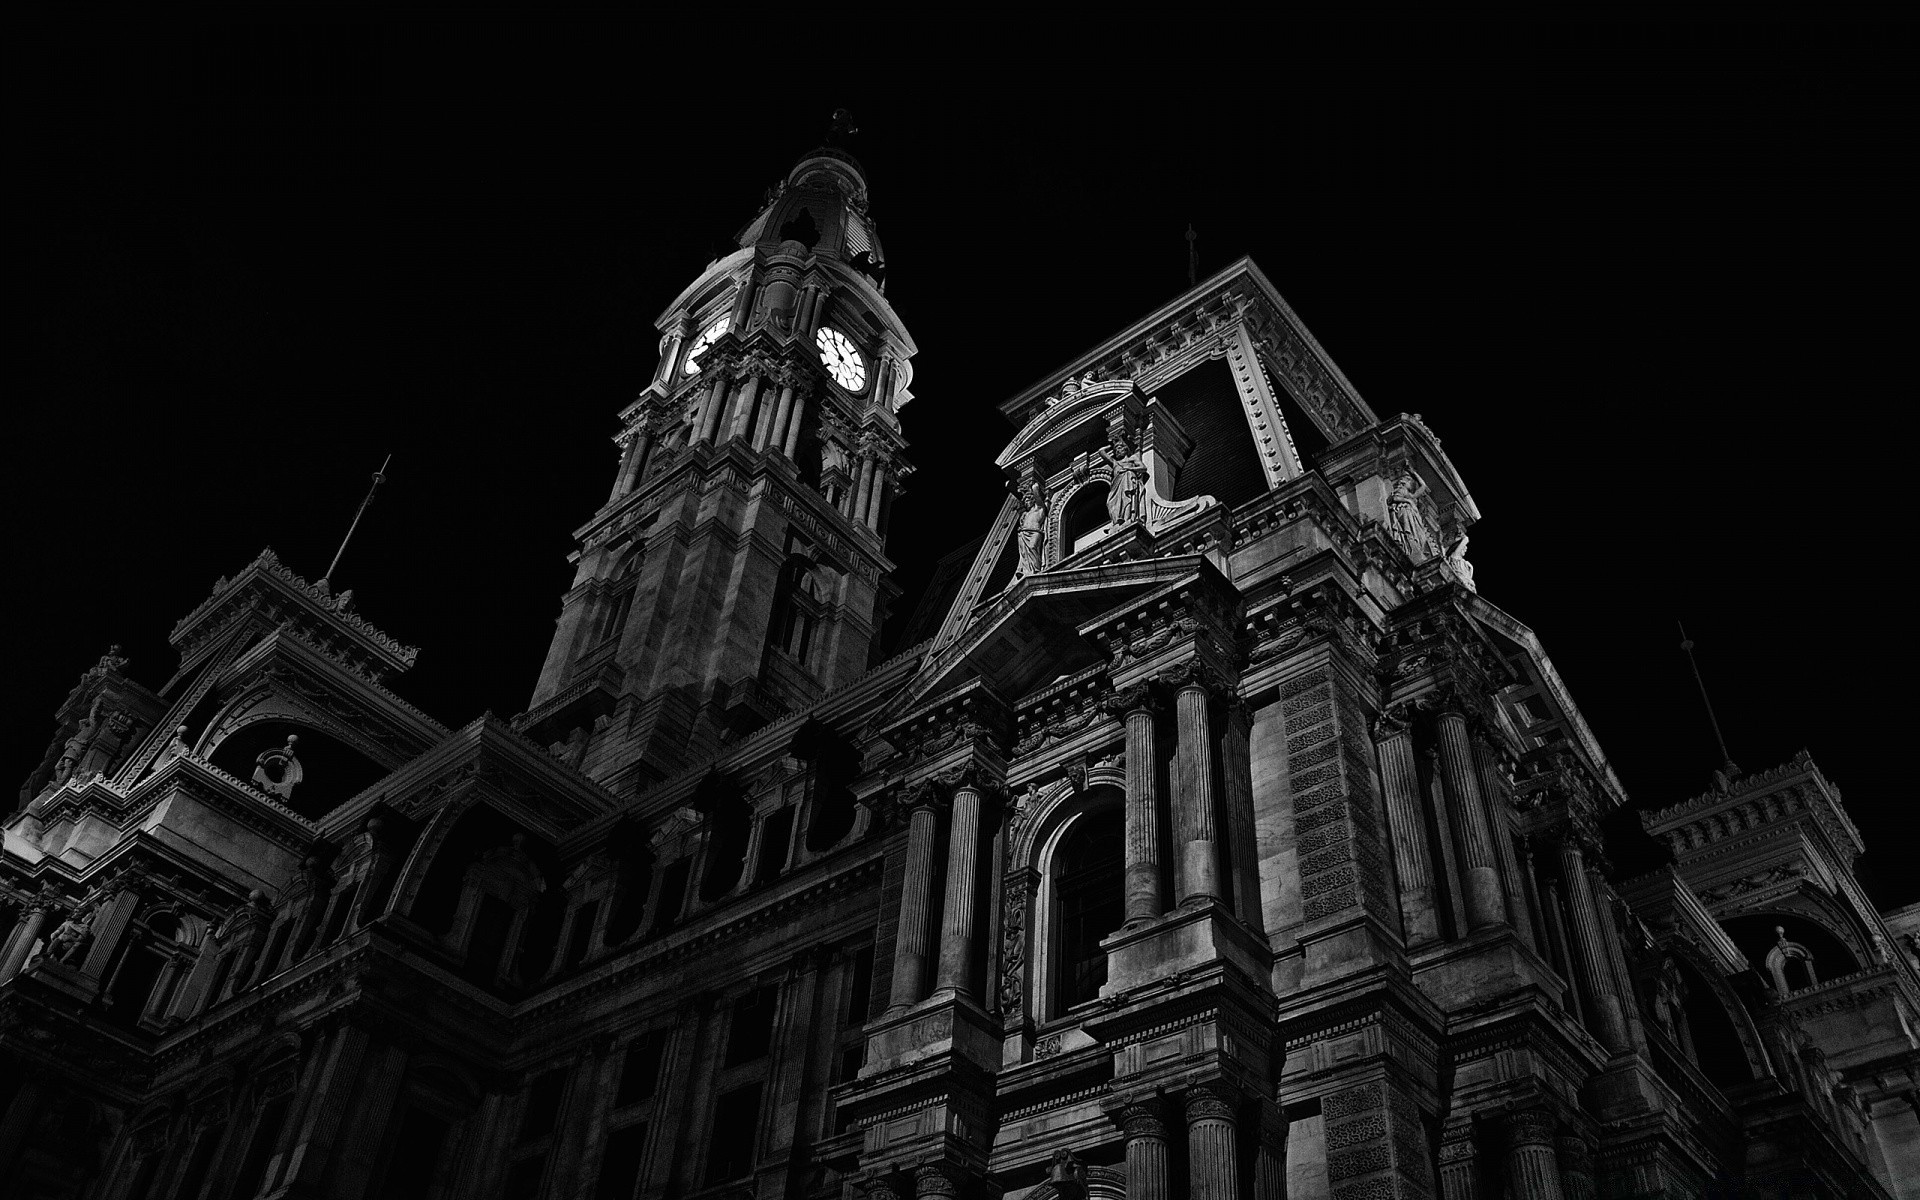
[1156,658,1235,698]
[913,1162,964,1200]
[1106,1094,1173,1139]
[1182,1082,1241,1123]
[1502,1106,1556,1147]
[1371,703,1415,741]
[1101,681,1164,719]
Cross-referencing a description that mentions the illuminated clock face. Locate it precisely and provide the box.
[816,326,868,392]
[683,316,731,375]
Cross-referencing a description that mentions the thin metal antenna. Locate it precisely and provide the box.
[320,453,392,588]
[1186,224,1198,288]
[1678,621,1739,779]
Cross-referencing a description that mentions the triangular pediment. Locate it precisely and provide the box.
[885,556,1217,721]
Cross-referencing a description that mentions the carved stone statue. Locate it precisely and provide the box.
[43,905,95,966]
[252,735,304,800]
[1096,430,1149,526]
[1385,466,1437,562]
[76,710,135,780]
[1012,480,1047,580]
[1445,534,1477,592]
[53,704,101,784]
[154,724,193,770]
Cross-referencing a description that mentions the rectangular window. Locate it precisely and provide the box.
[376,1108,450,1200]
[615,1033,665,1108]
[519,1070,568,1144]
[725,988,777,1067]
[845,944,875,1026]
[651,860,691,934]
[595,1121,649,1200]
[704,1084,763,1183]
[564,900,600,970]
[755,808,796,883]
[321,883,359,945]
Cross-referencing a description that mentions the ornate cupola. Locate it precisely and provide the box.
[523,130,916,796]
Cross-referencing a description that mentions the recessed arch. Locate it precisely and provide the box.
[1059,482,1113,558]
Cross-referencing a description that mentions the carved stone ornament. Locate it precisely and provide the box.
[1502,1108,1556,1147]
[252,736,303,800]
[1384,465,1438,564]
[1100,683,1157,718]
[1183,1084,1238,1123]
[1118,1100,1171,1140]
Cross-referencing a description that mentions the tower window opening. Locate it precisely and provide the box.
[1063,484,1111,555]
[1052,805,1125,1014]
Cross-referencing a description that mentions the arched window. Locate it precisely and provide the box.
[1051,805,1125,1015]
[1062,484,1111,556]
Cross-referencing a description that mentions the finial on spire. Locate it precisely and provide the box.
[1678,621,1740,788]
[319,453,392,591]
[827,108,859,146]
[1186,224,1198,288]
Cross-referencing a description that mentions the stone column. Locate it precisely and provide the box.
[1557,835,1631,1053]
[935,777,985,996]
[1374,709,1439,944]
[887,789,942,1012]
[764,384,795,452]
[1109,686,1163,925]
[862,1172,905,1200]
[852,456,876,523]
[1184,1085,1241,1200]
[1558,1134,1595,1200]
[1438,1134,1479,1200]
[1540,877,1585,1022]
[782,392,807,459]
[1119,1099,1172,1200]
[1436,707,1506,931]
[610,426,651,500]
[1251,1100,1287,1200]
[80,887,143,982]
[1594,880,1647,1051]
[1170,666,1222,906]
[1477,739,1537,948]
[0,903,50,983]
[697,376,730,443]
[728,375,764,442]
[863,465,889,531]
[1503,1110,1565,1200]
[728,280,757,329]
[916,1164,963,1200]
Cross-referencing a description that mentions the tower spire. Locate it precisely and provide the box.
[319,453,391,590]
[1677,620,1740,787]
[1186,224,1198,288]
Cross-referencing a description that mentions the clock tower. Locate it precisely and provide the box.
[521,142,914,792]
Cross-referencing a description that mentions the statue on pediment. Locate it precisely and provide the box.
[1013,479,1047,580]
[1445,534,1477,592]
[1386,467,1437,563]
[43,905,95,967]
[53,704,101,785]
[1096,430,1148,526]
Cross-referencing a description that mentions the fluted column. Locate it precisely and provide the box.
[1119,1100,1172,1200]
[0,902,51,983]
[1374,708,1439,943]
[1437,707,1506,931]
[1478,738,1537,948]
[1108,686,1163,925]
[728,375,764,442]
[1251,1100,1287,1200]
[610,428,649,501]
[1558,1134,1595,1200]
[934,777,985,995]
[1557,834,1632,1053]
[1184,1085,1241,1200]
[887,790,942,1012]
[915,1164,959,1200]
[697,376,730,443]
[861,1174,903,1200]
[1438,1135,1479,1200]
[1171,667,1222,906]
[781,391,807,460]
[861,463,888,530]
[852,456,876,522]
[763,384,795,452]
[1503,1110,1565,1200]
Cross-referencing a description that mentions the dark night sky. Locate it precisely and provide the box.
[10,23,1916,904]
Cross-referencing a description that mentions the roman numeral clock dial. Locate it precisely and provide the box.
[815,325,868,392]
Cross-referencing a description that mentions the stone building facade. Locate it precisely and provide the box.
[4,144,1918,1200]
